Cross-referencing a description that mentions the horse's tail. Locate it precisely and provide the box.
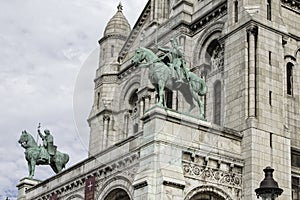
[62,153,70,168]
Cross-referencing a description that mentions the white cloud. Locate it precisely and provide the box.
[0,0,148,198]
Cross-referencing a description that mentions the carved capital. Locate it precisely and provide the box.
[282,35,288,46]
[246,25,258,35]
[103,114,110,121]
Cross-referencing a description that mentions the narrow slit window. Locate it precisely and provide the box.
[97,92,100,109]
[111,45,114,57]
[269,91,272,106]
[234,1,238,23]
[267,0,272,21]
[287,62,294,95]
[269,51,272,65]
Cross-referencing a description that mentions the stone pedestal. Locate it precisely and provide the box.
[16,178,41,200]
[133,106,243,199]
[133,106,213,199]
[133,106,188,199]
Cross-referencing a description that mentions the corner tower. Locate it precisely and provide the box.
[88,3,131,157]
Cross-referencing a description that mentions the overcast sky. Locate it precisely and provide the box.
[0,0,147,198]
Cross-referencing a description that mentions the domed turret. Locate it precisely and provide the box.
[98,2,131,68]
[104,3,131,37]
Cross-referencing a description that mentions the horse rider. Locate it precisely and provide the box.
[38,128,56,163]
[158,38,190,83]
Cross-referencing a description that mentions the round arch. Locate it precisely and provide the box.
[104,188,130,200]
[97,176,133,200]
[119,74,141,110]
[193,21,225,67]
[66,194,84,200]
[294,47,300,61]
[185,185,233,200]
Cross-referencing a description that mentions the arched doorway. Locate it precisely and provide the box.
[190,191,225,200]
[104,188,130,200]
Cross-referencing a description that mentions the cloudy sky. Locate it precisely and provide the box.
[0,0,147,198]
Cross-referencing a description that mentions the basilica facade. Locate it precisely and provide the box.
[17,0,300,199]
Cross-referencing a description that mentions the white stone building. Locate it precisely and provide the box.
[17,0,300,199]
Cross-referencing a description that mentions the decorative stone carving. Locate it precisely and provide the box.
[183,162,242,188]
[281,0,300,13]
[211,45,224,71]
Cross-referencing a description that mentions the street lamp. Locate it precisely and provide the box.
[255,167,283,200]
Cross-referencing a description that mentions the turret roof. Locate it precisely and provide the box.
[104,3,131,36]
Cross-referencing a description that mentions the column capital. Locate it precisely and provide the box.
[103,114,110,121]
[246,24,258,35]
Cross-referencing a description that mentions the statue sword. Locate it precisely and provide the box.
[36,123,41,144]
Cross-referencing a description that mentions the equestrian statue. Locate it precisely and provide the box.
[132,38,207,120]
[18,124,69,179]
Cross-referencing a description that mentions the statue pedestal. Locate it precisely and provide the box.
[16,178,41,200]
[133,106,209,199]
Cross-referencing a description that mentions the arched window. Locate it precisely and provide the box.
[104,188,130,200]
[214,80,221,125]
[129,90,138,108]
[190,191,225,200]
[128,89,139,116]
[287,62,294,95]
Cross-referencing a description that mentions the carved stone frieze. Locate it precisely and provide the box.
[95,74,118,89]
[183,161,242,188]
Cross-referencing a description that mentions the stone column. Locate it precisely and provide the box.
[144,96,150,112]
[139,99,145,130]
[123,113,129,139]
[139,99,145,116]
[247,25,257,118]
[103,115,110,149]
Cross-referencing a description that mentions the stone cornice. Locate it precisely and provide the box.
[190,1,227,34]
[99,34,128,44]
[133,180,148,190]
[163,180,185,189]
[220,20,300,42]
[281,0,300,14]
[141,106,243,140]
[94,73,118,89]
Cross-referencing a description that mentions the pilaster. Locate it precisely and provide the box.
[16,178,41,200]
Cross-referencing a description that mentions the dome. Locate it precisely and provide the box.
[104,3,131,37]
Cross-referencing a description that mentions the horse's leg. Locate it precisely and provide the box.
[158,80,166,107]
[29,159,36,178]
[191,90,205,120]
[27,161,32,178]
[186,87,196,112]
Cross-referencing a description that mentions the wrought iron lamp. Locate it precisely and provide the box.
[255,167,283,200]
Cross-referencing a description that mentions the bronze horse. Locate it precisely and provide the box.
[18,130,69,178]
[132,47,207,119]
